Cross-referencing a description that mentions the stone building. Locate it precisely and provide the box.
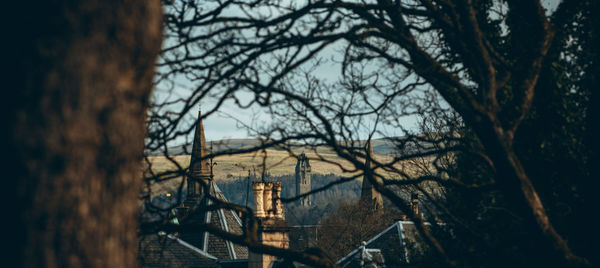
[336,194,433,267]
[295,153,312,207]
[360,140,384,210]
[184,107,210,207]
[138,232,219,267]
[177,108,248,262]
[140,107,302,267]
[140,108,248,267]
[249,181,291,268]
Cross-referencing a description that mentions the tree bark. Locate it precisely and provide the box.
[472,116,589,266]
[5,1,162,267]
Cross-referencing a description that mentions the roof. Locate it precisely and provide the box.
[140,106,249,266]
[177,106,248,261]
[178,181,249,260]
[139,233,219,268]
[336,221,433,267]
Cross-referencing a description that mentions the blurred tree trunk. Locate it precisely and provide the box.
[5,1,162,267]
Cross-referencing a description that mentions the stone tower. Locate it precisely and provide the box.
[360,140,384,210]
[295,153,311,207]
[184,107,210,207]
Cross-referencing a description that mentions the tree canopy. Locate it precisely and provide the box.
[147,0,597,266]
[9,0,595,267]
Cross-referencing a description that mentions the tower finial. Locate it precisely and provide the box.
[207,141,217,181]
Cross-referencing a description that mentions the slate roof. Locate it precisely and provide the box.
[343,246,385,268]
[139,233,219,268]
[177,107,248,261]
[139,106,248,267]
[178,173,249,261]
[336,221,432,267]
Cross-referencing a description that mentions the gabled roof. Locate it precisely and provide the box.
[176,105,248,261]
[336,221,431,267]
[179,181,249,260]
[139,233,219,268]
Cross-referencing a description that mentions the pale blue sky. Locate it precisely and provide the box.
[154,0,561,144]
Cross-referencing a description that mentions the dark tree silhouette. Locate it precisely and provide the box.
[6,1,162,267]
[144,0,596,267]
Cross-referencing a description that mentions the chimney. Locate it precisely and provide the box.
[411,193,419,217]
[249,181,290,268]
[253,182,266,217]
[263,182,273,217]
[272,182,284,219]
[253,181,285,219]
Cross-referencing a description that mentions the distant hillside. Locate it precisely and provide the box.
[143,136,442,199]
[148,139,269,156]
[145,149,360,183]
[147,137,411,156]
[143,173,363,225]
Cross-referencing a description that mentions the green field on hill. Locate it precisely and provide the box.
[146,149,363,180]
[143,148,422,197]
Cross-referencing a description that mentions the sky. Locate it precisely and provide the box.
[154,0,561,144]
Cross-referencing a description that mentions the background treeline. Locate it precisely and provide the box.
[217,173,362,225]
[143,173,363,225]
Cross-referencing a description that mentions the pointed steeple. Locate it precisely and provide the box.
[360,140,383,210]
[178,106,249,261]
[187,106,210,200]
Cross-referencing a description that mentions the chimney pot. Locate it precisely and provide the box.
[263,182,273,217]
[252,182,266,217]
[272,182,284,219]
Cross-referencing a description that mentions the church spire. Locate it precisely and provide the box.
[360,140,383,210]
[187,106,210,199]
